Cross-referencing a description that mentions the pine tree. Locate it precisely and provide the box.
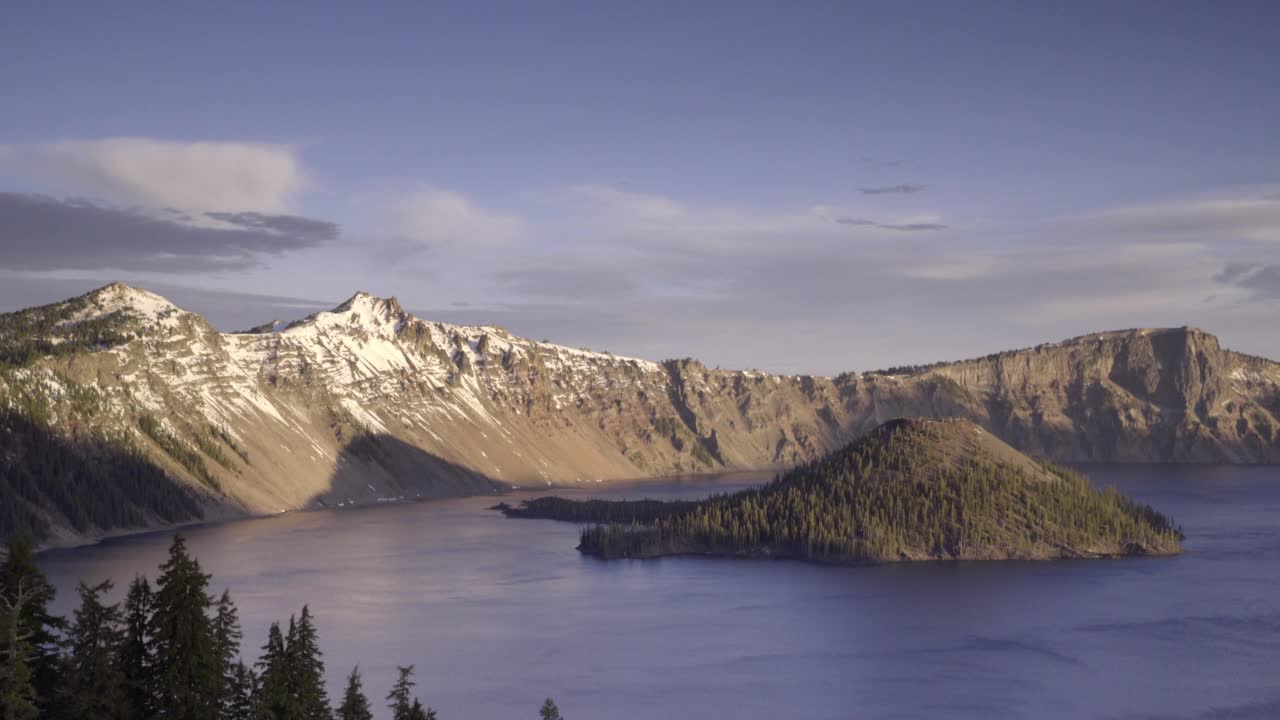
[406,698,436,720]
[386,666,415,720]
[118,575,154,720]
[0,536,64,717]
[150,535,220,720]
[222,661,256,720]
[64,580,125,720]
[212,589,243,712]
[334,667,372,720]
[0,579,39,720]
[387,666,436,720]
[539,697,564,720]
[253,622,289,720]
[285,606,329,720]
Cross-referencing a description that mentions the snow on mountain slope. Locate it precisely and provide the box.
[3,282,1279,545]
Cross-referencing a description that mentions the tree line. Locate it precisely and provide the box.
[497,497,699,525]
[0,294,132,371]
[0,536,566,720]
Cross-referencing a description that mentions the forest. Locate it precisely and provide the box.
[509,419,1183,563]
[0,292,133,371]
[0,535,567,720]
[0,409,205,543]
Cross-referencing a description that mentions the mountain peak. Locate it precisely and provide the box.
[333,291,403,315]
[76,282,186,329]
[281,290,410,337]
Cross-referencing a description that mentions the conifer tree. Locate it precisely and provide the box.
[0,579,39,720]
[253,622,289,720]
[221,661,256,720]
[64,580,125,720]
[539,697,564,720]
[387,666,437,720]
[285,606,329,720]
[406,698,436,720]
[118,575,154,720]
[0,536,64,717]
[334,667,373,720]
[150,536,219,720]
[212,589,243,710]
[386,666,415,720]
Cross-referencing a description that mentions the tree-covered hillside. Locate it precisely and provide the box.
[0,288,136,371]
[506,418,1183,563]
[0,408,205,543]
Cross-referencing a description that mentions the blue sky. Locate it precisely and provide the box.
[2,1,1279,373]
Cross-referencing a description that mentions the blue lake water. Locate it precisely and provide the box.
[36,465,1280,720]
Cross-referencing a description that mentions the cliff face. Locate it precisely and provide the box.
[1,284,1278,544]
[922,328,1280,463]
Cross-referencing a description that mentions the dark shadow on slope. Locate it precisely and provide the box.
[317,433,508,508]
[0,410,205,544]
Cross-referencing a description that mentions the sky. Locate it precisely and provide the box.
[2,1,1279,375]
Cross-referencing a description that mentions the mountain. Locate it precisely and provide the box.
[0,283,1277,545]
[504,418,1183,562]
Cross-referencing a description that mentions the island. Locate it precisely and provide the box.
[500,418,1183,563]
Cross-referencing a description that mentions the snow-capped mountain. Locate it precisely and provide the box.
[2,282,1278,545]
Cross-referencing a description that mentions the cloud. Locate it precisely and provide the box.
[1073,188,1280,244]
[858,156,904,170]
[202,212,338,239]
[899,255,1006,280]
[564,184,688,221]
[495,263,640,300]
[0,192,337,272]
[858,183,926,195]
[394,189,524,248]
[835,217,948,231]
[432,181,1276,374]
[549,185,955,258]
[8,172,1276,374]
[549,185,835,256]
[1215,262,1280,300]
[1215,262,1259,284]
[3,138,305,213]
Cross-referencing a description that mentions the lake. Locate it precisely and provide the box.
[36,465,1280,720]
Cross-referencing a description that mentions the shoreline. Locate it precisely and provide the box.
[27,459,1230,557]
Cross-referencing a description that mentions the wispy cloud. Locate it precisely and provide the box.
[858,156,904,170]
[1215,261,1280,300]
[1215,262,1259,284]
[2,138,307,213]
[1072,187,1280,244]
[835,217,948,231]
[393,189,525,248]
[858,183,926,195]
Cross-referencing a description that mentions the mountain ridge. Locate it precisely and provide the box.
[1,282,1278,545]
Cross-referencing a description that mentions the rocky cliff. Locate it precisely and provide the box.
[1,283,1277,544]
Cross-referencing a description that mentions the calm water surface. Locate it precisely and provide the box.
[37,466,1280,720]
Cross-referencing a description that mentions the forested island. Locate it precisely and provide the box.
[501,418,1183,563]
[0,536,568,720]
